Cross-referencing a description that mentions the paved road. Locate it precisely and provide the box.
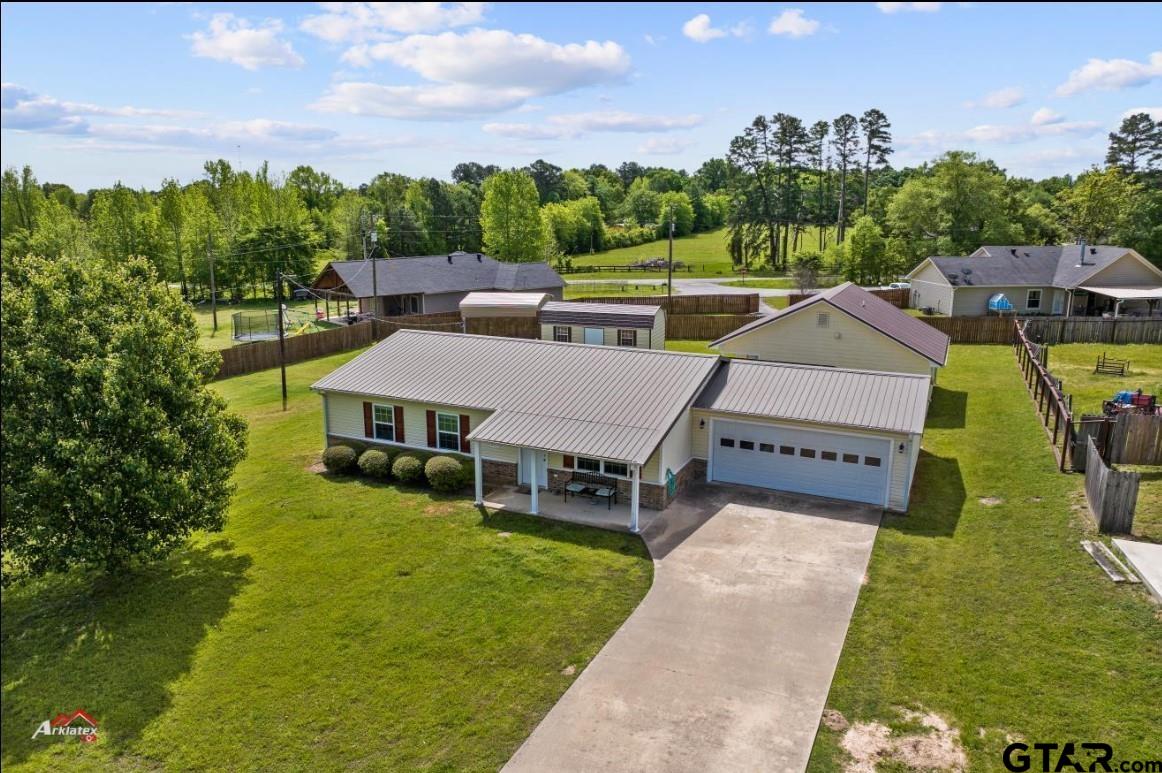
[504,484,881,773]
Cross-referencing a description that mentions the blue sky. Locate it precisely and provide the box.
[2,2,1160,189]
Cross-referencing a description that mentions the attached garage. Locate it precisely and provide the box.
[711,420,891,506]
[694,360,930,511]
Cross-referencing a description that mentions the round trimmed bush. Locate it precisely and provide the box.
[391,454,424,485]
[358,449,392,480]
[321,444,358,474]
[425,455,466,493]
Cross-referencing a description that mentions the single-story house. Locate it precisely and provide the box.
[710,282,950,380]
[539,301,666,349]
[311,330,931,530]
[906,245,1162,317]
[311,252,565,317]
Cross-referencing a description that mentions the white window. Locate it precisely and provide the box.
[576,457,601,473]
[1026,289,1042,310]
[617,329,637,347]
[574,457,628,478]
[603,461,629,478]
[816,312,830,328]
[553,325,571,342]
[372,404,395,442]
[436,412,460,451]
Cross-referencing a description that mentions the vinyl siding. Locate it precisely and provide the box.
[910,280,954,314]
[950,285,1055,316]
[539,324,656,348]
[658,407,693,481]
[716,303,933,374]
[1078,253,1162,287]
[652,310,666,349]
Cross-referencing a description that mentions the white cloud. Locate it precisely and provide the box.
[638,136,695,155]
[901,119,1101,149]
[682,14,726,43]
[189,14,304,70]
[876,2,943,13]
[1030,107,1064,125]
[482,110,703,140]
[1056,51,1162,96]
[963,86,1024,109]
[301,2,487,43]
[1,83,199,134]
[1123,106,1162,121]
[769,9,820,38]
[317,29,630,119]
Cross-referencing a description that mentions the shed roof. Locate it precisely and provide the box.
[711,282,949,366]
[540,301,661,329]
[312,253,564,298]
[459,292,548,318]
[311,330,718,464]
[695,359,930,436]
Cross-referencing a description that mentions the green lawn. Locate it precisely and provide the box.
[563,280,669,299]
[719,276,839,290]
[808,345,1162,771]
[1,351,652,771]
[1046,343,1162,416]
[665,340,717,355]
[191,298,328,351]
[566,226,836,279]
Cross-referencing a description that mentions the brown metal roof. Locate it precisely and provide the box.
[711,282,949,366]
[694,359,930,435]
[540,301,661,329]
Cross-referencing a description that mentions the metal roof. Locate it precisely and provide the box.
[695,359,930,436]
[311,330,719,464]
[312,254,565,298]
[540,301,661,329]
[918,246,1145,289]
[459,292,548,318]
[711,282,950,365]
[1078,285,1162,300]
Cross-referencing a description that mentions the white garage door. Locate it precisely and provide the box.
[711,420,891,506]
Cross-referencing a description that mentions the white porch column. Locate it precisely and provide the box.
[473,441,483,506]
[529,450,540,515]
[629,464,641,533]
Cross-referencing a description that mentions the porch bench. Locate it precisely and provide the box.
[562,471,620,508]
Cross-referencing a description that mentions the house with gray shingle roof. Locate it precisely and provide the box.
[311,252,564,317]
[906,244,1162,317]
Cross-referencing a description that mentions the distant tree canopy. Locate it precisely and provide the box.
[1,255,248,578]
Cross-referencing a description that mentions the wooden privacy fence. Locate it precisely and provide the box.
[573,294,759,314]
[1013,321,1075,470]
[668,314,762,341]
[788,287,908,308]
[1109,413,1162,465]
[918,315,1162,344]
[1084,437,1139,534]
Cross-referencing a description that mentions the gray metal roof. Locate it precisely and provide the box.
[695,359,930,436]
[540,301,661,329]
[313,253,565,298]
[923,245,1141,288]
[311,330,719,464]
[711,282,950,365]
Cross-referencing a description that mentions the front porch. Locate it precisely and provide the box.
[482,485,660,534]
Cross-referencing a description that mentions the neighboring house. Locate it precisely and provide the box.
[311,330,931,529]
[540,301,666,349]
[710,282,950,380]
[906,245,1162,317]
[311,252,565,317]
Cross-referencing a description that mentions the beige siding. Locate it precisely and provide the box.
[1079,253,1162,287]
[540,323,580,342]
[887,436,912,511]
[951,285,1055,316]
[540,324,656,348]
[651,310,666,349]
[717,304,932,374]
[657,407,693,482]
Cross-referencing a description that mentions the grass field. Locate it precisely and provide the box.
[563,281,669,299]
[719,276,839,290]
[191,299,325,351]
[1047,343,1162,416]
[808,345,1162,771]
[0,351,652,771]
[566,226,836,279]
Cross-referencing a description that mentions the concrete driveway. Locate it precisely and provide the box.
[504,484,881,773]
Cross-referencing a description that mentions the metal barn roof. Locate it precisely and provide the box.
[459,292,549,318]
[540,301,661,329]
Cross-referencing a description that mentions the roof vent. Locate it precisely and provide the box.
[447,254,453,264]
[963,268,972,275]
[1090,247,1097,255]
[1023,252,1030,257]
[476,253,482,262]
[1010,248,1018,257]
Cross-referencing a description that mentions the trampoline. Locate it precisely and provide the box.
[232,307,293,342]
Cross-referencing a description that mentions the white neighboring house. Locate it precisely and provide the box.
[906,245,1162,317]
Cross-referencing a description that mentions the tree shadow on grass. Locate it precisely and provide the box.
[925,387,968,429]
[0,539,251,767]
[882,450,966,538]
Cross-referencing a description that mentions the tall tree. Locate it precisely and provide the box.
[831,114,861,243]
[480,170,546,262]
[523,159,564,204]
[807,121,830,251]
[772,113,808,268]
[727,115,779,267]
[1057,167,1142,245]
[159,179,188,297]
[451,162,500,187]
[1106,113,1162,176]
[859,109,893,215]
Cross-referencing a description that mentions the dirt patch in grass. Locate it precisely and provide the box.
[560,664,576,676]
[839,707,967,773]
[822,708,849,732]
[423,503,458,517]
[979,496,1004,507]
[306,461,326,474]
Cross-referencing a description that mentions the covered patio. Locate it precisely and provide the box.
[481,485,659,534]
[1071,285,1162,318]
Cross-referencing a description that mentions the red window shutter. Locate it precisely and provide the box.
[459,414,470,453]
[363,402,373,437]
[426,410,437,447]
[563,454,575,468]
[393,406,405,443]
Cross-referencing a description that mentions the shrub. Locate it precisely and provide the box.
[322,444,358,474]
[391,454,425,484]
[425,455,466,493]
[358,449,393,480]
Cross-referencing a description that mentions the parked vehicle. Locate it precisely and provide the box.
[888,282,911,290]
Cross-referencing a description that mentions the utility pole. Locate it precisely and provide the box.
[366,212,379,337]
[666,204,674,314]
[208,234,218,333]
[275,267,288,412]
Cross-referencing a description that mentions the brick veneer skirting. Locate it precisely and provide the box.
[545,457,708,511]
[481,459,517,486]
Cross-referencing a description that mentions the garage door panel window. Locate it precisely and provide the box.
[739,440,755,450]
[800,448,816,459]
[779,445,794,455]
[842,453,859,464]
[720,437,735,448]
[864,456,882,467]
[759,443,774,453]
[821,451,837,461]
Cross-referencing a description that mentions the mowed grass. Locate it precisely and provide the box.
[190,298,321,351]
[563,281,670,299]
[1,351,652,771]
[1046,343,1162,416]
[719,276,839,290]
[808,345,1162,771]
[568,226,836,279]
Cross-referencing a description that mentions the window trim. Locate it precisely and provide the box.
[553,325,572,343]
[1026,289,1042,310]
[617,329,637,347]
[573,456,629,478]
[372,402,395,442]
[863,456,882,467]
[435,412,461,451]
